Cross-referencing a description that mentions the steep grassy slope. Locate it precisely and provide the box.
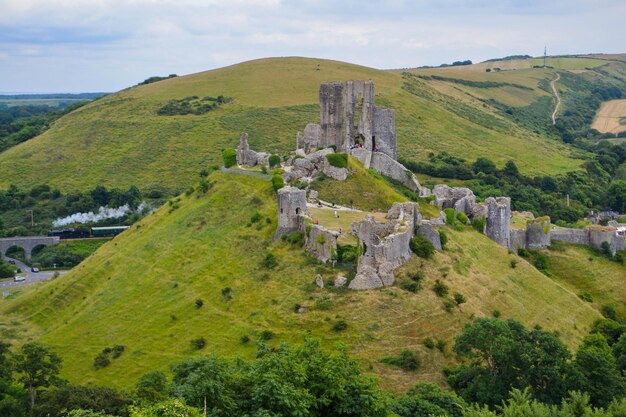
[0,57,586,193]
[0,172,603,393]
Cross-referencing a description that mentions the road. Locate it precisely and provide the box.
[551,73,561,125]
[0,257,68,289]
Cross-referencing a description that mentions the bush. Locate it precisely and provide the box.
[443,208,456,225]
[325,153,348,168]
[111,345,125,359]
[263,253,278,269]
[472,217,485,233]
[268,154,281,168]
[439,230,448,249]
[533,253,549,271]
[381,350,420,371]
[315,297,333,310]
[332,320,348,332]
[432,279,449,297]
[271,174,284,192]
[601,305,617,321]
[195,299,204,308]
[456,211,468,224]
[282,231,304,247]
[423,338,435,349]
[240,335,250,344]
[436,339,447,352]
[222,148,237,168]
[453,292,466,305]
[410,235,435,259]
[190,337,206,350]
[510,259,518,269]
[93,353,110,369]
[400,280,420,293]
[250,212,262,223]
[579,293,594,302]
[259,330,274,341]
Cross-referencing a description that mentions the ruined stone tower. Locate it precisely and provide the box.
[316,80,396,158]
[274,186,307,238]
[485,197,511,248]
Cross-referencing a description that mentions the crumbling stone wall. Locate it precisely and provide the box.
[432,185,476,215]
[509,228,527,251]
[551,228,589,245]
[305,224,338,263]
[525,217,551,250]
[236,133,269,167]
[319,82,345,149]
[485,197,511,248]
[348,203,422,290]
[275,186,307,238]
[417,222,442,251]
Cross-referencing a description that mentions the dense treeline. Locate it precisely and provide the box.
[401,144,626,222]
[0,102,87,152]
[2,318,626,416]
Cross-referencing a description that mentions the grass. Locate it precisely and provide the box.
[592,99,626,134]
[312,157,408,211]
[542,243,626,320]
[307,207,386,245]
[0,57,592,193]
[0,173,607,394]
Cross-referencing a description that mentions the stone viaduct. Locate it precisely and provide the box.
[0,236,60,261]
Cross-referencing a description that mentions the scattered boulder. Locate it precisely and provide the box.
[334,275,347,287]
[315,274,324,288]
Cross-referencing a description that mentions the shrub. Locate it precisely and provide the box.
[221,287,232,301]
[510,259,518,269]
[195,299,204,308]
[259,330,274,341]
[332,320,348,332]
[579,293,594,302]
[518,248,530,258]
[325,152,348,168]
[439,230,448,249]
[432,279,448,297]
[443,208,456,225]
[268,154,281,168]
[443,299,455,312]
[400,280,420,293]
[111,345,125,359]
[271,174,284,192]
[381,350,420,371]
[190,337,206,350]
[410,235,435,259]
[533,253,549,271]
[423,338,435,349]
[457,211,468,224]
[602,305,617,321]
[453,292,466,305]
[436,339,447,353]
[263,253,278,269]
[337,245,358,263]
[492,310,501,318]
[93,353,110,369]
[250,212,262,223]
[240,335,250,344]
[472,217,486,233]
[222,148,237,168]
[282,231,304,247]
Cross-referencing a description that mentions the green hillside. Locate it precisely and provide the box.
[0,171,608,393]
[0,57,598,193]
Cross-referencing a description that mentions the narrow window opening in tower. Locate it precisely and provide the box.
[296,207,300,215]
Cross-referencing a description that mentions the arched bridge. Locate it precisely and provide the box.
[0,236,60,261]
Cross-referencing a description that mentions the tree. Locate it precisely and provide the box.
[472,157,497,175]
[607,180,626,212]
[0,341,27,417]
[502,160,519,178]
[135,370,169,405]
[613,333,626,373]
[34,384,128,417]
[570,333,625,407]
[222,149,237,168]
[14,343,62,417]
[448,318,571,406]
[392,383,465,417]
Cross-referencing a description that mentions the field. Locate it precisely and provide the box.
[0,172,610,393]
[0,57,592,194]
[592,99,626,134]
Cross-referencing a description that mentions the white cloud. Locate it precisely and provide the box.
[0,0,624,91]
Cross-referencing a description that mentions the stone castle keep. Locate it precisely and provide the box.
[234,80,625,290]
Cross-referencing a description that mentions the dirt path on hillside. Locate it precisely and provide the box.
[551,73,561,125]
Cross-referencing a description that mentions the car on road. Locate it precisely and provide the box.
[8,259,15,265]
[31,267,40,273]
[14,276,25,282]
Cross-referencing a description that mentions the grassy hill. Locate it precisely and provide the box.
[0,171,610,393]
[0,56,609,193]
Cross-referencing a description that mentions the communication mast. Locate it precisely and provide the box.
[543,46,547,67]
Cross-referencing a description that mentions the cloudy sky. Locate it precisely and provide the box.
[1,0,625,93]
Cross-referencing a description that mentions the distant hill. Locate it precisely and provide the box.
[2,56,621,193]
